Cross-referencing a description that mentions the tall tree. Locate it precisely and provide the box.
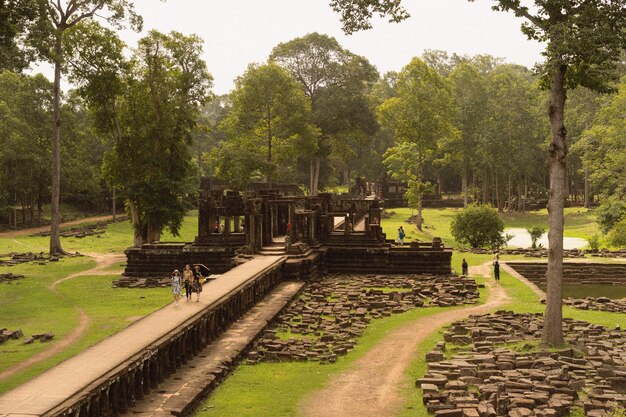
[29,0,141,254]
[270,32,378,194]
[212,62,317,189]
[447,62,489,207]
[329,0,626,348]
[378,57,458,229]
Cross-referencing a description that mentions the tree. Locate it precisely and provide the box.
[447,63,489,207]
[382,142,434,230]
[378,57,457,229]
[0,71,53,227]
[28,0,141,254]
[0,0,45,71]
[450,204,505,249]
[67,27,212,246]
[526,226,545,249]
[329,0,626,348]
[270,32,378,194]
[607,218,626,248]
[216,63,317,189]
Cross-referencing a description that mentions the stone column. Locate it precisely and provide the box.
[224,216,231,234]
[234,216,240,233]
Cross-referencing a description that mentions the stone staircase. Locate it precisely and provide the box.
[259,241,287,256]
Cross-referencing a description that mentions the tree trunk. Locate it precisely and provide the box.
[482,167,489,204]
[542,63,567,347]
[583,168,590,209]
[312,156,321,196]
[112,188,116,221]
[310,158,315,195]
[495,171,502,212]
[416,196,423,231]
[129,200,143,247]
[462,164,468,208]
[49,32,64,255]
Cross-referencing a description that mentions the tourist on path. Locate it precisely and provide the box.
[397,226,405,246]
[183,264,194,301]
[193,265,204,302]
[171,270,182,306]
[461,258,468,277]
[493,258,500,282]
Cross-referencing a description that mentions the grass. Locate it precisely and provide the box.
[0,213,199,255]
[381,207,601,248]
[0,259,171,394]
[193,282,490,417]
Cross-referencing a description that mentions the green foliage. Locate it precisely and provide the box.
[607,218,626,248]
[211,63,317,189]
[588,233,601,251]
[67,27,212,243]
[579,78,626,205]
[450,204,505,249]
[596,197,626,234]
[526,226,545,249]
[270,32,379,192]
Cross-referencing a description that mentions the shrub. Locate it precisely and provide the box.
[596,197,626,234]
[607,218,626,248]
[451,204,505,248]
[526,226,546,249]
[588,233,601,251]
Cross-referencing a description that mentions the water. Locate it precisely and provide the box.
[503,228,588,250]
[538,283,626,299]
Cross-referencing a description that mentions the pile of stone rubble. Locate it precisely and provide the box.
[0,272,25,283]
[561,297,626,314]
[417,311,626,417]
[249,274,480,364]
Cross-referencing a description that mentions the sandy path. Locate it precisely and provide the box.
[0,253,125,381]
[0,215,118,238]
[300,264,509,417]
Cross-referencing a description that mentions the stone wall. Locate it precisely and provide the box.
[507,262,626,285]
[47,260,284,417]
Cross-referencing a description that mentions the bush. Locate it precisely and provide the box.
[588,233,601,251]
[607,218,626,248]
[526,226,546,249]
[451,204,505,248]
[596,197,626,234]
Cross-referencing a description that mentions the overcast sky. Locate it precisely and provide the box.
[35,0,546,95]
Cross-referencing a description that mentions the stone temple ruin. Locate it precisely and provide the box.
[122,177,452,283]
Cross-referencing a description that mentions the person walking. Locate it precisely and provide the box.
[397,226,405,246]
[193,265,204,302]
[493,258,500,282]
[171,270,182,306]
[183,264,194,301]
[461,258,468,277]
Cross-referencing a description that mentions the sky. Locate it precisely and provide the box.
[34,0,546,95]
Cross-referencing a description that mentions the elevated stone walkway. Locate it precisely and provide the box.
[0,255,285,417]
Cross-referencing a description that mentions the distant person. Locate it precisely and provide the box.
[183,264,194,301]
[462,258,468,277]
[397,226,405,246]
[171,270,182,306]
[493,258,500,282]
[213,221,220,233]
[286,222,291,235]
[193,265,204,302]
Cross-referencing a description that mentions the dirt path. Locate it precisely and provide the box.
[0,253,125,382]
[0,215,118,238]
[300,265,509,417]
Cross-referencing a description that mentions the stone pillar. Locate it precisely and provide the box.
[234,216,240,233]
[224,216,231,234]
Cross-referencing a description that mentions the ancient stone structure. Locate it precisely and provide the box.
[418,311,626,417]
[249,273,479,363]
[507,262,626,286]
[123,178,452,281]
[560,297,626,314]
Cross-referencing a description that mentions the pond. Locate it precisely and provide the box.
[503,227,588,250]
[537,283,626,299]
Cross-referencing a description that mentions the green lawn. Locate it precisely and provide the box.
[381,207,601,248]
[0,260,171,394]
[0,213,199,255]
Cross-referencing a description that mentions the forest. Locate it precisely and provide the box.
[0,1,625,249]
